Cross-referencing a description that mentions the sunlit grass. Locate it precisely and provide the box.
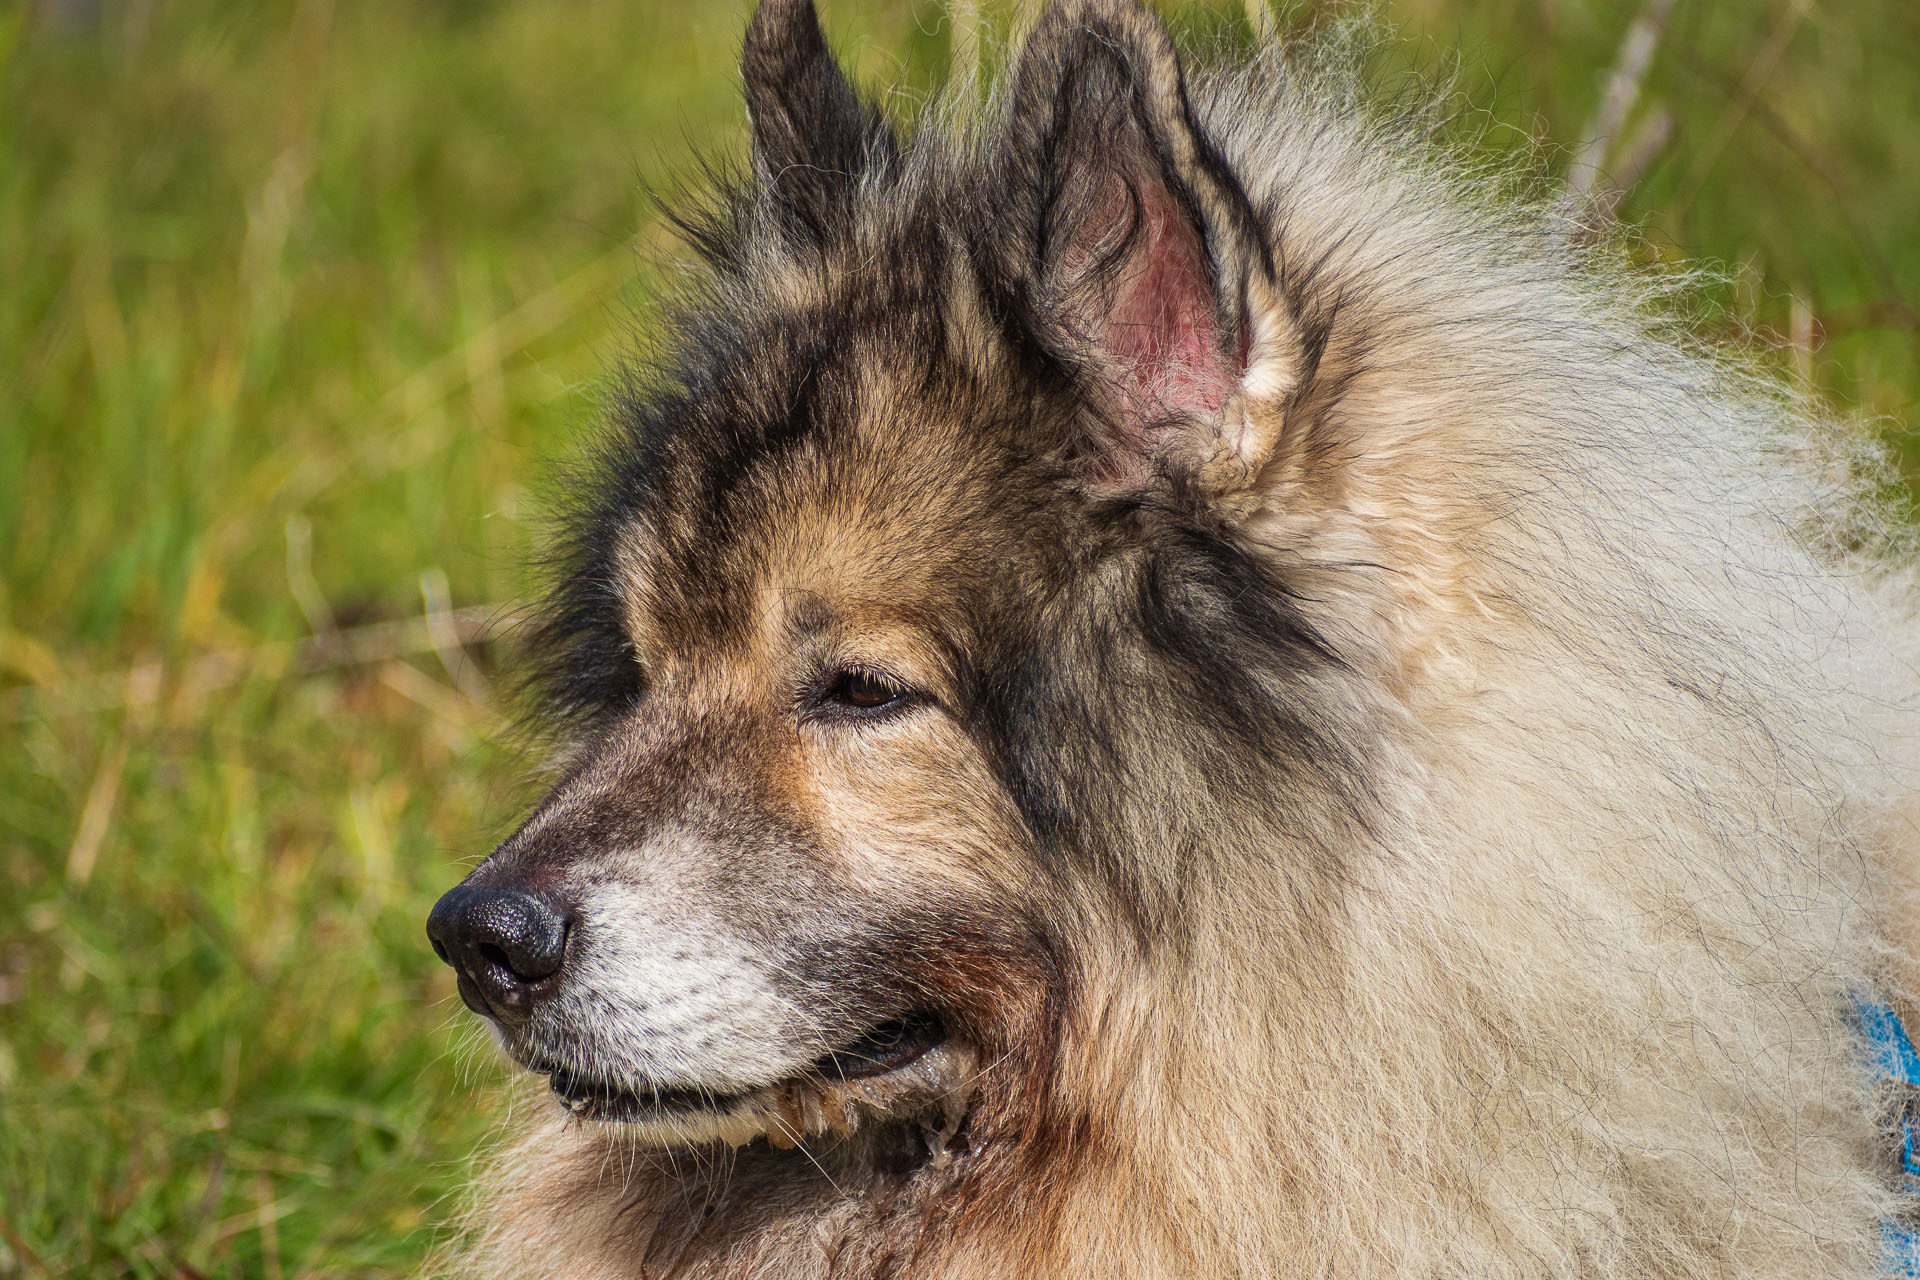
[2,0,1914,1274]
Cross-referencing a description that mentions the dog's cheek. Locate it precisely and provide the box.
[771,719,1063,1024]
[803,715,1036,901]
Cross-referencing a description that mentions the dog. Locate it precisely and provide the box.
[425,1,1920,1275]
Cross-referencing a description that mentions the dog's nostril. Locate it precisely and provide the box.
[463,891,568,983]
[425,883,571,1018]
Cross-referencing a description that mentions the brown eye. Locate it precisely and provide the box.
[804,667,924,722]
[833,671,902,710]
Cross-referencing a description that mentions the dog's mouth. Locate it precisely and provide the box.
[536,1013,965,1144]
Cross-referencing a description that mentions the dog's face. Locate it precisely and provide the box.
[434,325,1083,1146]
[430,0,1365,1158]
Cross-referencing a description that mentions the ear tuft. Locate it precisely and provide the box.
[742,0,898,240]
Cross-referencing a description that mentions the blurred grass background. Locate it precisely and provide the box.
[1,0,1915,1274]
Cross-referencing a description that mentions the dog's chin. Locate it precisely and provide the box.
[521,1013,975,1149]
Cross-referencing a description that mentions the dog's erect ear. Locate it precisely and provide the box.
[742,0,897,239]
[998,0,1309,494]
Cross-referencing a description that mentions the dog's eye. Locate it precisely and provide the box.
[829,671,904,711]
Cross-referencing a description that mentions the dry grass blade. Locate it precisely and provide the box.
[1564,0,1675,226]
[4,605,521,723]
[62,663,160,885]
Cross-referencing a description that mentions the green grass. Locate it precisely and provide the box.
[1,0,1915,1274]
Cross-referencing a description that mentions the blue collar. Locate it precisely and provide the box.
[1859,1000,1920,1275]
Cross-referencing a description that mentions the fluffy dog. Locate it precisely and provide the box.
[426,1,1920,1275]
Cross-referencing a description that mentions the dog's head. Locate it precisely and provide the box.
[430,0,1374,1161]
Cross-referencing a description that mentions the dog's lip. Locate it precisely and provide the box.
[539,1012,948,1123]
[815,1012,947,1082]
[546,1066,723,1119]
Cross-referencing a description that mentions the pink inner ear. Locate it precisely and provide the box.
[1103,180,1236,423]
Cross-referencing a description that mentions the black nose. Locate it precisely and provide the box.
[426,884,570,1023]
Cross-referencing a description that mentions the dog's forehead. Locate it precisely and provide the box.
[611,303,1038,662]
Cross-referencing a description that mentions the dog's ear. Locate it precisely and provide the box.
[742,0,898,240]
[998,0,1309,495]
